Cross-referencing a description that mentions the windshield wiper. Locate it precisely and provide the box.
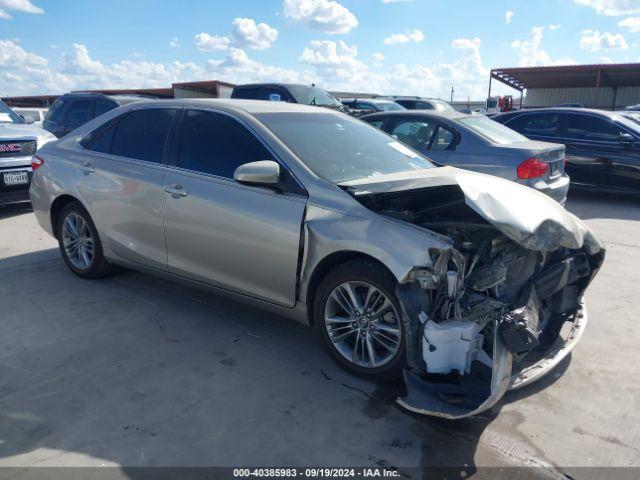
[310,97,316,106]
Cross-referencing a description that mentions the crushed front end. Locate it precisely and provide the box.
[349,178,604,419]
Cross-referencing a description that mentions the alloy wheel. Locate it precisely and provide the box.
[323,281,402,368]
[61,212,94,270]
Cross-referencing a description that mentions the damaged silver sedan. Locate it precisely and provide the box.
[30,99,604,419]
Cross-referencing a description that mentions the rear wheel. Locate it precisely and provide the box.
[56,202,112,278]
[314,260,405,381]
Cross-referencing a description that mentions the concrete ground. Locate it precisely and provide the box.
[0,192,638,477]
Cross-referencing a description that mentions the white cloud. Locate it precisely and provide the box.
[381,0,413,3]
[169,37,180,48]
[505,10,514,24]
[383,29,424,45]
[511,26,576,67]
[573,0,640,16]
[0,0,43,19]
[619,16,640,31]
[195,17,277,53]
[0,39,47,68]
[231,17,278,50]
[283,0,358,34]
[194,33,230,52]
[549,23,561,30]
[369,52,385,66]
[580,29,629,50]
[206,47,303,84]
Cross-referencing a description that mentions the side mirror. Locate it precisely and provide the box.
[619,132,634,148]
[269,93,282,102]
[234,160,281,185]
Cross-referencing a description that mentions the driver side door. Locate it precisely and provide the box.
[162,109,307,307]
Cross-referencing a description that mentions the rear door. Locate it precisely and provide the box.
[77,106,179,270]
[162,108,306,307]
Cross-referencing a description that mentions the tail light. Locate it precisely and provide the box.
[31,155,44,170]
[517,157,548,179]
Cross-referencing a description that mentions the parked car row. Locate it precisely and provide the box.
[29,98,605,419]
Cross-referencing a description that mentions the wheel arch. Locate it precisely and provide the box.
[50,194,86,238]
[305,250,396,326]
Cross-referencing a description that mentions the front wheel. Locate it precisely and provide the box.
[56,201,112,278]
[313,260,405,381]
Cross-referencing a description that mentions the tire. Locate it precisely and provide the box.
[56,201,112,279]
[313,259,405,381]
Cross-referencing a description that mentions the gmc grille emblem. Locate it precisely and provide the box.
[0,144,22,153]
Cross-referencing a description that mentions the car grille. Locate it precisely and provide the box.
[0,140,37,159]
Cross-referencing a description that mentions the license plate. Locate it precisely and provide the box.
[549,161,562,178]
[3,171,29,186]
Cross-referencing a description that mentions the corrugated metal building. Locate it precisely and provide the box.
[2,80,236,107]
[489,63,640,110]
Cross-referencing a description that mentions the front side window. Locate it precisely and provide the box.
[110,108,177,162]
[64,100,92,128]
[175,109,274,179]
[566,114,621,141]
[257,112,434,184]
[391,120,437,151]
[508,113,561,138]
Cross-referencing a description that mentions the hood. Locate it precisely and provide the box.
[340,166,602,253]
[0,122,57,147]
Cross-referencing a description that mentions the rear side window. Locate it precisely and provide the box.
[232,87,260,99]
[390,120,437,151]
[175,109,273,179]
[84,123,117,154]
[110,108,177,163]
[566,114,620,141]
[431,127,455,150]
[94,99,117,118]
[508,113,561,137]
[414,102,434,110]
[64,100,92,128]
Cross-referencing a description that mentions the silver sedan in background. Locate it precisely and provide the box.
[30,99,603,419]
[362,110,570,204]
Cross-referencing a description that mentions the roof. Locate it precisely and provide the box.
[128,98,332,115]
[361,109,471,120]
[340,98,399,104]
[494,106,630,120]
[491,63,640,91]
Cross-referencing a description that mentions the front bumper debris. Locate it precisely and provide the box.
[396,303,587,419]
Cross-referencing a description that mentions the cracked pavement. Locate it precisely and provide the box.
[0,191,638,476]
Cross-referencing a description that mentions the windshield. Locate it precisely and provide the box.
[432,100,454,112]
[257,112,434,183]
[614,113,640,134]
[459,115,529,144]
[287,85,342,107]
[0,101,25,124]
[379,102,406,112]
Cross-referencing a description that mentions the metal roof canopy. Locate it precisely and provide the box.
[490,63,640,91]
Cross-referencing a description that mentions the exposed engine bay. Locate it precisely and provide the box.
[350,184,605,419]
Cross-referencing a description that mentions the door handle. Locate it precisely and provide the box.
[79,161,94,173]
[164,184,188,197]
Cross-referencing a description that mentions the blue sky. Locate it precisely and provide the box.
[1,0,639,99]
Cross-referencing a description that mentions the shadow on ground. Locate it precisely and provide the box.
[0,202,32,220]
[0,249,565,479]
